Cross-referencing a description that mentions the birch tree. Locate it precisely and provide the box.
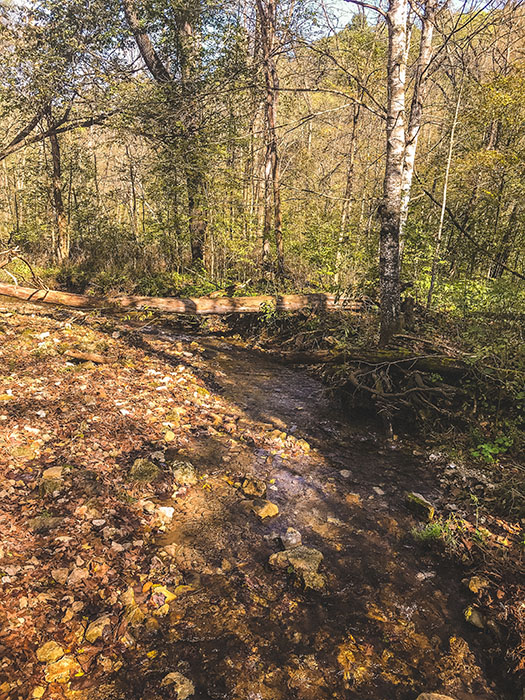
[378,0,408,344]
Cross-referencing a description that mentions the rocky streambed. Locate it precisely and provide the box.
[0,305,519,700]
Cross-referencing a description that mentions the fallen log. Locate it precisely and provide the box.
[0,282,362,315]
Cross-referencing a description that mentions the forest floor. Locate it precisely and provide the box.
[0,304,523,700]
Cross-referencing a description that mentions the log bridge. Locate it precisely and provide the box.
[0,282,362,315]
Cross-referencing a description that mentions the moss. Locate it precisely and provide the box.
[129,458,160,483]
[405,492,435,521]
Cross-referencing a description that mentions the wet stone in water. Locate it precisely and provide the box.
[281,527,302,549]
[251,499,279,519]
[269,545,325,590]
[241,475,267,498]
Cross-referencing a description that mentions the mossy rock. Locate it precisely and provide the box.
[27,515,63,533]
[39,478,64,496]
[129,458,160,483]
[405,492,435,521]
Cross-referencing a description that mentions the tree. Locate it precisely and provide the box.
[256,0,284,275]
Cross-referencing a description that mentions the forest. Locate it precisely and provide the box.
[0,0,523,698]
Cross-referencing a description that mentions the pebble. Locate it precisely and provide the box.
[92,519,107,528]
[157,506,175,523]
[281,527,302,549]
[160,671,195,699]
[44,656,81,683]
[251,499,279,519]
[339,470,351,478]
[36,641,64,663]
[241,476,267,498]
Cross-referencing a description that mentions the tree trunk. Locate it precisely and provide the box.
[427,85,462,309]
[335,101,361,284]
[379,0,408,346]
[399,0,436,256]
[256,0,284,276]
[121,0,171,83]
[186,166,207,266]
[46,108,70,264]
[0,281,361,314]
[122,0,208,268]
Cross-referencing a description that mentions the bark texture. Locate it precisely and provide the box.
[256,0,284,275]
[399,0,436,251]
[379,0,408,345]
[46,108,70,263]
[0,282,361,314]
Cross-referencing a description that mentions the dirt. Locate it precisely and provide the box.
[0,304,521,700]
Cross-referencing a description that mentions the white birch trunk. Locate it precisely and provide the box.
[399,0,436,254]
[379,0,408,345]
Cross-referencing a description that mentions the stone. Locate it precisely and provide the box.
[44,656,81,683]
[36,640,64,663]
[406,492,435,521]
[130,458,160,483]
[465,576,489,594]
[85,614,112,643]
[464,606,485,629]
[281,527,302,549]
[42,466,64,480]
[160,671,195,699]
[241,476,267,498]
[27,515,62,533]
[339,470,351,478]
[39,478,64,495]
[269,545,325,590]
[51,568,69,584]
[157,506,175,523]
[251,499,279,519]
[92,518,106,528]
[32,687,45,699]
[345,493,362,505]
[171,461,198,486]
